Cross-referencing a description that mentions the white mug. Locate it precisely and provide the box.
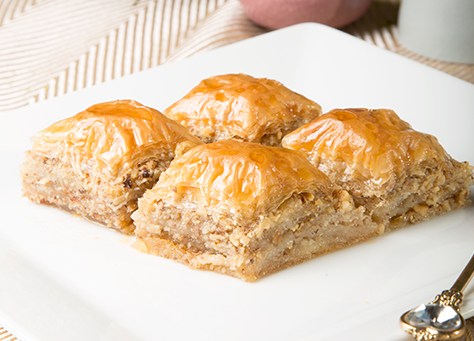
[398,0,474,64]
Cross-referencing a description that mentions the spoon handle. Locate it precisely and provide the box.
[451,253,474,293]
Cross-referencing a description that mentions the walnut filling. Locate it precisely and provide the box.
[133,189,377,281]
[21,152,172,234]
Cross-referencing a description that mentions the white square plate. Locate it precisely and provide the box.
[1,23,474,341]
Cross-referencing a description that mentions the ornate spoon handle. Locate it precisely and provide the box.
[451,253,474,294]
[433,253,474,313]
[400,253,474,340]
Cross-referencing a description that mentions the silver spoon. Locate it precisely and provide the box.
[400,253,474,340]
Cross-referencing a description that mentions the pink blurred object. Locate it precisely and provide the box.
[239,0,373,29]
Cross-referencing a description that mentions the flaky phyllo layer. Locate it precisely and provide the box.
[132,140,378,281]
[164,74,322,145]
[21,100,203,233]
[32,100,202,179]
[283,108,474,230]
[140,140,334,222]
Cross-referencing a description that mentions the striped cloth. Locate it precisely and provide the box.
[0,0,473,112]
[1,0,474,340]
[0,0,266,111]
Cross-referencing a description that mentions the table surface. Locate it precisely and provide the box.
[1,0,473,340]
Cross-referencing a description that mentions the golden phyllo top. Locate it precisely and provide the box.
[32,100,203,177]
[147,140,334,220]
[282,108,450,194]
[163,73,322,143]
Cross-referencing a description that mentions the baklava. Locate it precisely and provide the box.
[132,140,378,281]
[282,108,474,232]
[20,100,203,234]
[163,73,322,146]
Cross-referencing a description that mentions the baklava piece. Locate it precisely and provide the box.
[282,108,474,232]
[163,73,322,146]
[20,100,203,234]
[132,140,377,281]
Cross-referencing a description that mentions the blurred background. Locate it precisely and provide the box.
[0,0,472,113]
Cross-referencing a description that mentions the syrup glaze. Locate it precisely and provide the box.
[147,139,334,220]
[32,100,203,178]
[164,74,322,142]
[282,108,450,194]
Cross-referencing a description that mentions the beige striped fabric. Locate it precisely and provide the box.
[0,0,473,112]
[1,0,474,340]
[0,0,266,112]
